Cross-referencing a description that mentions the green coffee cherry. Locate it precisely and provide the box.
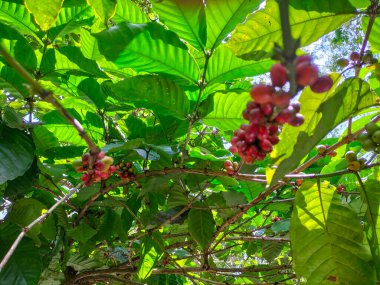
[348,161,361,171]
[357,133,370,142]
[358,157,367,166]
[365,122,379,135]
[345,151,357,162]
[362,139,377,151]
[372,130,380,144]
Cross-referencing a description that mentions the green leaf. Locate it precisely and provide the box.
[0,65,29,98]
[66,254,102,272]
[3,106,24,129]
[138,238,164,281]
[87,0,117,24]
[203,91,250,131]
[0,23,37,72]
[228,0,356,59]
[0,223,43,285]
[113,0,149,23]
[24,0,63,31]
[271,219,290,233]
[205,0,263,50]
[188,204,216,249]
[8,198,54,245]
[0,124,35,184]
[206,46,273,85]
[363,15,380,53]
[67,221,97,244]
[151,0,206,50]
[270,77,376,187]
[40,46,106,78]
[109,75,190,119]
[95,22,199,85]
[0,0,42,44]
[291,181,375,284]
[362,179,380,279]
[5,159,38,198]
[188,146,232,161]
[47,4,94,41]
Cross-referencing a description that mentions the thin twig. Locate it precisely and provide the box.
[0,184,82,272]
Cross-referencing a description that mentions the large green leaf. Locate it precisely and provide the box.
[24,0,63,31]
[0,223,43,285]
[40,46,106,78]
[47,4,94,41]
[95,22,200,85]
[203,91,250,131]
[8,198,55,245]
[187,204,216,249]
[109,75,190,119]
[362,15,380,53]
[0,65,29,98]
[206,46,273,85]
[138,238,164,281]
[205,0,263,50]
[112,0,149,23]
[0,0,42,44]
[270,77,376,187]
[87,0,117,24]
[291,181,375,284]
[362,179,380,279]
[228,0,356,59]
[0,124,35,184]
[151,0,206,50]
[0,23,37,72]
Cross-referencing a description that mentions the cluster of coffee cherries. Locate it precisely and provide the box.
[116,162,135,181]
[337,50,378,69]
[230,55,333,163]
[73,152,116,186]
[223,160,239,175]
[357,122,380,153]
[345,151,366,171]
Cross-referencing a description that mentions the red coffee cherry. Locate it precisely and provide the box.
[270,63,288,87]
[310,75,333,93]
[250,85,274,104]
[296,62,319,87]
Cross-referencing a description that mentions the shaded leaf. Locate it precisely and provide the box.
[0,124,35,184]
[188,204,216,249]
[0,223,43,285]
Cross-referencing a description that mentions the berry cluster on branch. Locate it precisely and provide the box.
[73,152,116,186]
[230,55,333,164]
[357,122,380,153]
[116,162,136,181]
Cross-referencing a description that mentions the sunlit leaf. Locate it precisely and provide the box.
[291,181,375,284]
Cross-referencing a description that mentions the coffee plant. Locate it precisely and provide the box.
[1,0,380,284]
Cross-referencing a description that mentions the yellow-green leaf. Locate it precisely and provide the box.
[24,0,63,31]
[87,0,117,25]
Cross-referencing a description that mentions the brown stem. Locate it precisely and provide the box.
[0,184,82,272]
